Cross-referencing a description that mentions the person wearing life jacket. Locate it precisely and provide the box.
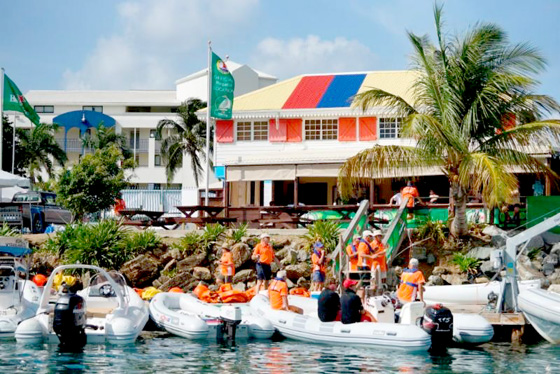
[311,241,327,292]
[268,270,302,314]
[220,245,235,284]
[357,230,375,287]
[396,258,426,304]
[252,233,281,292]
[370,230,387,283]
[402,181,422,209]
[113,193,126,216]
[345,235,361,279]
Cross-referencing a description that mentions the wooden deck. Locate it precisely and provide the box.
[446,304,526,325]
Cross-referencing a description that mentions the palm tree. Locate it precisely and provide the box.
[82,123,132,159]
[156,99,208,186]
[16,123,68,184]
[338,5,560,236]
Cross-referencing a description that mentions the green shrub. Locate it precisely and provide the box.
[122,229,161,255]
[41,224,79,256]
[202,223,226,243]
[304,220,341,253]
[227,222,248,243]
[175,232,204,256]
[452,253,481,273]
[0,223,19,237]
[416,218,447,244]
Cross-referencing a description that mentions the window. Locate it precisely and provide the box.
[130,129,140,148]
[236,121,268,141]
[83,105,103,113]
[154,154,161,166]
[126,106,151,112]
[304,119,338,140]
[34,105,54,113]
[379,118,403,139]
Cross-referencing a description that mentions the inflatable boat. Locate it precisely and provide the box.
[15,265,149,345]
[518,288,560,344]
[250,294,431,352]
[0,243,41,339]
[289,294,493,346]
[424,280,541,305]
[149,292,274,340]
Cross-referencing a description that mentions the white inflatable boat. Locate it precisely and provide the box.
[518,288,560,344]
[15,265,149,345]
[290,294,493,346]
[424,280,541,305]
[250,294,431,352]
[0,242,41,339]
[149,292,275,340]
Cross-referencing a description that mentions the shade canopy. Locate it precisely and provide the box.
[0,170,30,188]
[53,110,116,132]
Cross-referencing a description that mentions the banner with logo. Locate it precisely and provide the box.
[210,52,235,120]
[3,74,40,125]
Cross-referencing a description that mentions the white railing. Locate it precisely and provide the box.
[129,138,149,153]
[121,189,181,214]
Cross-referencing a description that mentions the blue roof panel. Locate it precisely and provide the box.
[316,74,366,108]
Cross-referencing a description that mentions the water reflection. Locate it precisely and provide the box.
[0,334,558,373]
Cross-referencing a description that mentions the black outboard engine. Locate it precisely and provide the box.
[217,305,242,343]
[53,286,87,348]
[419,304,453,348]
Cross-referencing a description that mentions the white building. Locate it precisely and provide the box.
[21,62,277,209]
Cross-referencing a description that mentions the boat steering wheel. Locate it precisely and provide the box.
[99,284,114,297]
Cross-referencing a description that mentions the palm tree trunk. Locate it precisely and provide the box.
[450,181,468,236]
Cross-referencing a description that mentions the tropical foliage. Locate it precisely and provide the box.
[227,222,248,243]
[416,218,447,245]
[57,145,131,219]
[338,5,560,236]
[304,220,341,253]
[156,99,209,186]
[82,123,132,159]
[452,253,481,273]
[0,222,19,237]
[122,229,162,255]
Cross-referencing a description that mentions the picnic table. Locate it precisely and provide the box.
[118,209,175,229]
[173,205,237,227]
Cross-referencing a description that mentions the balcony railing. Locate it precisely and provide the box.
[129,138,149,153]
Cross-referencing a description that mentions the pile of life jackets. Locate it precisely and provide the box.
[193,283,258,304]
[289,287,311,297]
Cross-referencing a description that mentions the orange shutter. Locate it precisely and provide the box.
[216,120,233,143]
[286,119,302,142]
[269,119,287,142]
[359,117,377,141]
[338,117,357,141]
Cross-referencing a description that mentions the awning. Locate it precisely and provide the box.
[0,170,30,188]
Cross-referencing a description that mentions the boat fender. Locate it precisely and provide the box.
[53,287,86,349]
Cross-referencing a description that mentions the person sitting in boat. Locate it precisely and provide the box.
[341,279,364,324]
[345,235,361,280]
[220,245,235,284]
[396,258,425,304]
[252,233,281,292]
[268,270,302,314]
[370,230,387,284]
[318,279,340,322]
[311,241,327,292]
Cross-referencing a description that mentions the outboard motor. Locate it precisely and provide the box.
[419,304,453,348]
[218,305,242,343]
[53,286,86,348]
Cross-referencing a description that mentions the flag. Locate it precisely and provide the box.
[3,74,40,125]
[210,52,235,120]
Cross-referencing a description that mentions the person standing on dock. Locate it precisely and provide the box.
[357,231,375,286]
[220,246,235,284]
[252,233,281,292]
[311,241,327,292]
[345,235,361,278]
[402,181,422,208]
[371,230,387,284]
[396,258,425,304]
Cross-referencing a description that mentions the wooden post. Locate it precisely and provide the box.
[545,158,552,196]
[223,180,230,217]
[369,179,375,206]
[294,177,299,206]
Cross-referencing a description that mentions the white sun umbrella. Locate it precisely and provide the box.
[0,170,30,202]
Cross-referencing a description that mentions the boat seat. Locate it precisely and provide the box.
[399,302,424,325]
[86,306,115,318]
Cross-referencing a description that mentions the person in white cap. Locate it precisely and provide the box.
[396,258,425,304]
[345,234,361,279]
[268,270,302,314]
[252,233,281,292]
[370,229,387,283]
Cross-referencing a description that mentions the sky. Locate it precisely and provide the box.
[1,0,559,107]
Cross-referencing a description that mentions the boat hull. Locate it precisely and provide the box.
[518,288,560,344]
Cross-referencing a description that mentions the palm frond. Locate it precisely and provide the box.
[352,88,416,116]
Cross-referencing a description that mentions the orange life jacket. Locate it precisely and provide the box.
[289,287,311,297]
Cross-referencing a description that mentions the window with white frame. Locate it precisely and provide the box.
[34,105,54,113]
[236,121,268,141]
[83,105,103,113]
[379,118,403,139]
[304,119,338,140]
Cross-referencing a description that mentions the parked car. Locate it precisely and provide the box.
[11,191,72,233]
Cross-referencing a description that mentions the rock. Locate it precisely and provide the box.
[426,253,436,265]
[482,225,507,237]
[532,260,542,271]
[548,284,560,294]
[297,250,308,262]
[30,252,61,274]
[542,232,560,245]
[543,262,555,276]
[551,243,560,257]
[296,277,310,289]
[480,260,495,276]
[280,250,297,266]
[193,267,212,281]
[526,236,545,251]
[431,266,449,276]
[547,269,560,284]
[176,253,206,271]
[428,275,445,285]
[159,271,194,291]
[162,259,176,273]
[120,254,160,288]
[491,235,507,248]
[411,246,427,261]
[152,275,170,289]
[292,238,308,251]
[233,282,246,291]
[231,242,252,268]
[160,248,183,264]
[271,262,280,274]
[272,238,290,249]
[545,254,559,267]
[275,248,289,260]
[233,269,256,284]
[466,247,494,260]
[475,276,490,284]
[441,273,468,285]
[286,278,295,288]
[517,260,545,281]
[247,281,256,289]
[285,263,311,280]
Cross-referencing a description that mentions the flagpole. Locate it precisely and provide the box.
[11,113,16,174]
[205,41,212,206]
[0,68,4,170]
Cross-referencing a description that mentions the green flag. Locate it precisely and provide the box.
[3,74,40,125]
[210,52,235,120]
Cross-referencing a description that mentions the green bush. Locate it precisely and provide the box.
[452,253,481,273]
[227,222,248,243]
[416,218,447,244]
[175,232,204,256]
[0,223,19,237]
[122,229,161,255]
[202,223,226,243]
[304,220,341,253]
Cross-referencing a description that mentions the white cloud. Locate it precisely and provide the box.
[62,0,258,90]
[250,35,378,79]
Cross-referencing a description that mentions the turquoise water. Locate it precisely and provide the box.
[1,333,559,373]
